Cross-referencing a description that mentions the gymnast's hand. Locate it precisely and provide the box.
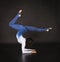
[18,9,22,17]
[46,27,52,32]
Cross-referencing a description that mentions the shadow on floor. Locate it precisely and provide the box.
[0,42,60,62]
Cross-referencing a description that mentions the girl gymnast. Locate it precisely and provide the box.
[9,9,52,54]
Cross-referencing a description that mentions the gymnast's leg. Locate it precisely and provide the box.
[25,26,52,32]
[9,10,24,30]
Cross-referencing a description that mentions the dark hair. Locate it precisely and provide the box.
[26,38,33,41]
[26,38,33,48]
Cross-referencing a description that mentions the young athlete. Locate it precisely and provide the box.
[9,9,52,54]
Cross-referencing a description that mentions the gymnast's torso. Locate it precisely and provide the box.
[16,32,26,44]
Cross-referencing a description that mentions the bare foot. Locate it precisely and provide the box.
[19,9,22,13]
[46,27,52,32]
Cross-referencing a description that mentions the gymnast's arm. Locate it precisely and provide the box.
[25,25,52,32]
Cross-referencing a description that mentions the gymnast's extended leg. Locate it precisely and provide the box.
[9,10,25,30]
[25,26,52,32]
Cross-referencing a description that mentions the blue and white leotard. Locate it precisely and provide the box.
[9,13,47,43]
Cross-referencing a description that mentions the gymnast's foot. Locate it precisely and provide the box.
[18,9,22,17]
[22,49,37,54]
[19,9,22,13]
[46,27,52,32]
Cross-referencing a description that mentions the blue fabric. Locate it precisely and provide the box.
[9,13,47,37]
